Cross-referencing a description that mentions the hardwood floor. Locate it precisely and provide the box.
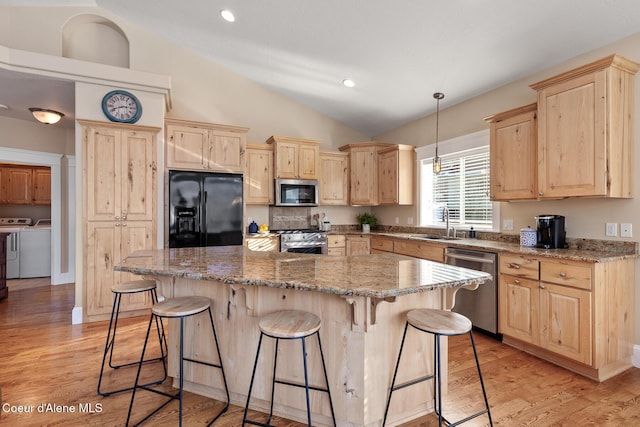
[1,281,640,426]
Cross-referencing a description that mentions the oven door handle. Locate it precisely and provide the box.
[446,253,495,264]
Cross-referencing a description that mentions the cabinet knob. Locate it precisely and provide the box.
[122,216,127,221]
[559,272,567,278]
[539,284,545,289]
[509,263,521,269]
[538,191,544,196]
[514,279,521,285]
[115,223,121,227]
[115,216,120,221]
[122,223,127,227]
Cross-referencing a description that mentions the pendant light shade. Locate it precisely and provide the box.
[29,108,64,125]
[433,92,444,174]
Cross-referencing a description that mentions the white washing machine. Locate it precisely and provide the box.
[0,218,32,279]
[19,219,52,278]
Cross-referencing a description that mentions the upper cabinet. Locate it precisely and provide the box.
[319,151,349,205]
[0,164,51,205]
[485,103,537,201]
[378,144,415,205]
[245,143,274,205]
[267,135,320,179]
[530,54,639,199]
[165,118,248,173]
[339,142,415,206]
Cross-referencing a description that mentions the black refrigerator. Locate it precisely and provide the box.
[168,170,243,248]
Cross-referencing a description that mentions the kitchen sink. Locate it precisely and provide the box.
[413,234,461,241]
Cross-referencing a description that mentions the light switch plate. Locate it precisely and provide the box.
[503,219,514,231]
[621,223,632,238]
[606,223,617,237]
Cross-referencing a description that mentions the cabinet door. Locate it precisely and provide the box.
[274,141,298,178]
[121,130,156,221]
[537,72,606,198]
[166,123,208,170]
[32,168,51,205]
[539,282,592,365]
[346,236,370,256]
[208,130,245,173]
[245,145,274,204]
[319,152,348,205]
[490,110,537,200]
[85,222,120,316]
[85,127,122,221]
[349,147,378,205]
[498,274,539,344]
[378,149,398,205]
[4,167,32,204]
[118,221,155,311]
[297,143,319,179]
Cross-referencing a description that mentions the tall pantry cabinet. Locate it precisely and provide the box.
[80,120,159,322]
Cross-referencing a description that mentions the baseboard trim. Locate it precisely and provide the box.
[632,345,640,368]
[72,306,83,325]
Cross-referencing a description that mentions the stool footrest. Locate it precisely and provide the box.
[183,357,223,370]
[436,408,490,427]
[389,373,435,393]
[274,378,331,394]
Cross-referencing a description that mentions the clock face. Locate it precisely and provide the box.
[101,90,142,123]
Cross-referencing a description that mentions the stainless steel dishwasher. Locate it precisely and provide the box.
[445,247,499,337]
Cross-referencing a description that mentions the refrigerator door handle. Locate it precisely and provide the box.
[202,190,208,245]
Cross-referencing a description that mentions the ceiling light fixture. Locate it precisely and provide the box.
[220,9,235,22]
[342,79,355,88]
[29,108,64,125]
[432,92,444,174]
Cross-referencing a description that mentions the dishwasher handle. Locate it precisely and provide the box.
[446,252,495,264]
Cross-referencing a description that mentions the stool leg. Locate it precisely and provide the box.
[382,321,410,426]
[97,292,120,396]
[470,331,493,426]
[267,337,280,424]
[178,316,185,427]
[435,334,443,427]
[205,306,230,425]
[301,336,312,426]
[316,332,336,426]
[126,314,155,426]
[243,333,264,426]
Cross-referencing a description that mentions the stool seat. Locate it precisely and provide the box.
[407,308,472,335]
[112,279,157,294]
[259,310,321,338]
[152,296,210,318]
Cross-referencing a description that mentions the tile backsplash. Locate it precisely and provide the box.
[269,206,311,230]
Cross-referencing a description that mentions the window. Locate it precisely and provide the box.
[416,130,499,231]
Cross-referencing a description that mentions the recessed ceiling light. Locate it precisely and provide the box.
[220,9,235,22]
[342,79,355,88]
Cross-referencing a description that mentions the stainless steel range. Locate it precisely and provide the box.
[276,229,328,254]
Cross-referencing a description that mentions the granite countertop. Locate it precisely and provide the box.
[341,231,639,263]
[115,246,491,299]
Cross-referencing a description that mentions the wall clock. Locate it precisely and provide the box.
[101,90,142,123]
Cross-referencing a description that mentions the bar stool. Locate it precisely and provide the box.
[98,279,167,396]
[126,296,229,427]
[243,309,336,427]
[383,308,492,427]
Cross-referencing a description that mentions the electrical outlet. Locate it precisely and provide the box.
[407,217,413,225]
[502,219,514,231]
[395,217,400,224]
[621,223,633,238]
[606,223,618,237]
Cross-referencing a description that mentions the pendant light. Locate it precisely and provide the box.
[432,92,444,174]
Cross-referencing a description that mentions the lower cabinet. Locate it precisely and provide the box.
[327,234,346,256]
[392,239,444,262]
[346,235,370,255]
[0,233,7,300]
[370,235,394,254]
[498,252,633,381]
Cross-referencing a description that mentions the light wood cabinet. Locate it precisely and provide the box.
[346,235,370,255]
[378,144,415,205]
[498,252,634,381]
[0,232,7,300]
[267,136,321,180]
[339,143,382,206]
[484,103,537,201]
[245,144,274,205]
[165,118,247,173]
[319,151,349,205]
[81,120,159,322]
[0,165,51,205]
[393,239,444,263]
[370,235,394,254]
[530,54,639,199]
[327,234,346,256]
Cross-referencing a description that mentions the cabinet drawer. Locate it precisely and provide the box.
[328,247,346,256]
[393,240,444,262]
[370,236,394,252]
[499,254,539,279]
[327,235,346,248]
[540,260,592,290]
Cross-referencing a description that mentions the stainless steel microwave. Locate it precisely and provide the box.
[274,178,318,206]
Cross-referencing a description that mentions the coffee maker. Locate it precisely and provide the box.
[536,215,568,249]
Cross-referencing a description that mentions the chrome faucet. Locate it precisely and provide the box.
[443,206,450,238]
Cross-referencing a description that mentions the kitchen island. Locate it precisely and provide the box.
[116,246,491,427]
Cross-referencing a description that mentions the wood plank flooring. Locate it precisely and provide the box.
[1,280,640,426]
